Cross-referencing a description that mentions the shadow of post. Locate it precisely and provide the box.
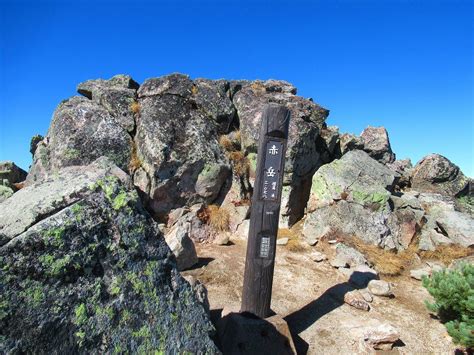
[283,271,377,355]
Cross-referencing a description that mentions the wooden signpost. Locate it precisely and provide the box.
[241,103,291,318]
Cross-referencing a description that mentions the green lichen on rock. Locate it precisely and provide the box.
[0,165,218,353]
[352,189,390,211]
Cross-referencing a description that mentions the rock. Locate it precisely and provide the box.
[388,207,424,249]
[183,275,211,315]
[417,193,474,249]
[277,237,289,246]
[304,201,396,249]
[362,323,400,350]
[425,261,445,273]
[193,78,236,134]
[335,243,368,267]
[310,251,327,262]
[368,280,392,297]
[330,256,349,268]
[0,157,130,246]
[136,74,231,219]
[310,150,399,211]
[387,158,413,189]
[348,265,379,287]
[232,79,329,226]
[360,126,395,164]
[26,95,133,185]
[0,185,14,203]
[0,158,218,353]
[30,134,44,156]
[411,154,469,197]
[217,311,296,355]
[0,161,27,187]
[360,290,374,303]
[317,125,340,163]
[338,133,364,155]
[343,290,371,311]
[214,232,230,246]
[410,267,431,280]
[77,74,139,132]
[302,223,332,246]
[236,219,250,239]
[164,220,199,271]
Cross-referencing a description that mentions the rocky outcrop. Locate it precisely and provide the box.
[135,74,231,219]
[231,79,329,226]
[360,126,395,164]
[26,93,134,184]
[411,154,469,197]
[308,150,399,212]
[0,158,218,353]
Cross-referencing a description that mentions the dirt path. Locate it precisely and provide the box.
[183,237,455,354]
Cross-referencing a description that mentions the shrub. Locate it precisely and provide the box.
[422,263,474,349]
[219,135,234,152]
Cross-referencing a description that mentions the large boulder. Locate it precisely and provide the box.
[135,74,231,219]
[411,154,469,197]
[360,126,395,164]
[0,158,218,353]
[26,91,134,184]
[0,185,13,203]
[309,150,399,212]
[232,79,329,225]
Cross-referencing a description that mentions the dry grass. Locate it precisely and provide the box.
[128,141,142,173]
[191,85,198,96]
[345,236,417,276]
[234,130,241,143]
[286,239,306,252]
[227,151,250,178]
[130,101,140,114]
[207,205,230,232]
[419,244,473,265]
[219,135,234,152]
[250,81,266,93]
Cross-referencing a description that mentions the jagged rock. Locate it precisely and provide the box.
[388,207,424,249]
[77,74,139,132]
[335,243,368,267]
[410,267,431,280]
[193,78,236,133]
[387,158,413,189]
[343,290,371,311]
[164,220,199,271]
[214,232,231,245]
[0,185,14,203]
[232,79,329,226]
[0,158,218,353]
[277,237,289,246]
[417,193,474,249]
[360,126,395,164]
[310,150,399,211]
[317,125,340,163]
[136,74,231,219]
[338,133,364,155]
[362,323,400,350]
[26,95,133,185]
[330,257,349,268]
[411,154,469,197]
[360,290,374,303]
[367,280,392,297]
[0,161,27,187]
[30,134,44,156]
[236,219,250,239]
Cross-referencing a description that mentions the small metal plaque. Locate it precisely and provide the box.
[258,235,272,259]
[261,140,284,201]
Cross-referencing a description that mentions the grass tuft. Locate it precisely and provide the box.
[207,205,230,232]
[130,101,140,114]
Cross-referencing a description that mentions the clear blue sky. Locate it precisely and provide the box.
[1,0,472,176]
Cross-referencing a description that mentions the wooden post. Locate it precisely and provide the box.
[241,103,291,318]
